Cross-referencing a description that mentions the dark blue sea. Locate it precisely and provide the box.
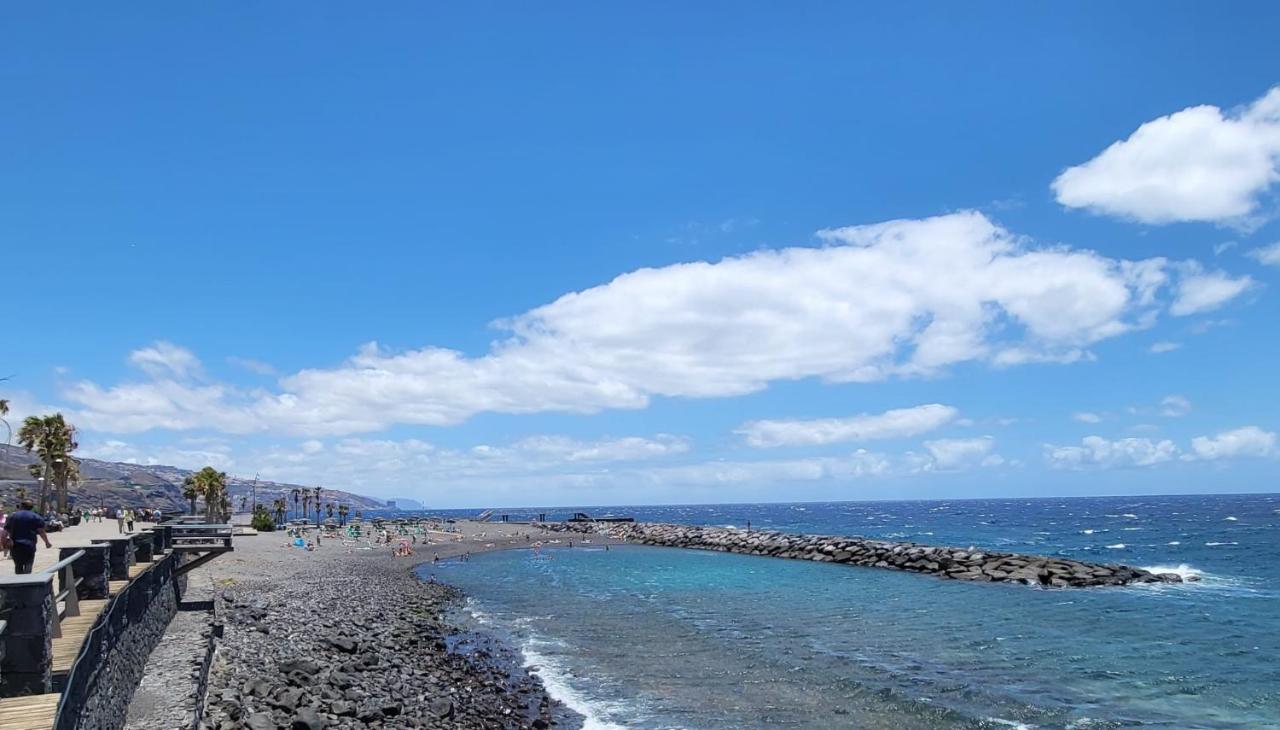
[419,494,1280,729]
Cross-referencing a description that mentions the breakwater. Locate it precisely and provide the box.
[550,521,1184,587]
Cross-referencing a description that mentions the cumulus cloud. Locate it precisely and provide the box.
[1170,263,1253,316]
[921,437,1002,470]
[129,341,203,379]
[1189,426,1277,460]
[1052,86,1280,225]
[78,438,237,470]
[1149,341,1181,354]
[61,212,1250,437]
[1045,436,1180,470]
[1248,241,1280,266]
[737,404,958,448]
[1073,412,1103,424]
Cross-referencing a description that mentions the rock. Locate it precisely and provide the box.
[429,698,454,719]
[328,636,358,653]
[244,713,275,730]
[291,707,324,729]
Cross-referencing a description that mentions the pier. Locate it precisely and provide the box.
[0,524,232,729]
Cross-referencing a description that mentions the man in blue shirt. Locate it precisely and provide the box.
[1,500,53,574]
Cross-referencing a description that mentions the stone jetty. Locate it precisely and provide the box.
[551,521,1185,587]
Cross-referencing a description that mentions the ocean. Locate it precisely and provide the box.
[420,494,1280,729]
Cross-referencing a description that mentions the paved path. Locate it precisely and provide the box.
[0,518,157,576]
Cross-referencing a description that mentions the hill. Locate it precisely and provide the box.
[0,444,389,515]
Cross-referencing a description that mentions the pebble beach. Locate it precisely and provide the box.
[140,520,616,730]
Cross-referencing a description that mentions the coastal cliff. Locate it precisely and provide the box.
[552,521,1185,587]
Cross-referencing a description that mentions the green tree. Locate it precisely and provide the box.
[338,503,349,526]
[272,498,287,526]
[182,476,200,515]
[17,413,78,513]
[191,466,228,522]
[250,504,275,532]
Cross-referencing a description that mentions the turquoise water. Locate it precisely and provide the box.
[429,495,1280,729]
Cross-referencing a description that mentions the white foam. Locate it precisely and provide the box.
[984,717,1035,729]
[1139,563,1203,580]
[1121,513,1138,518]
[1167,541,1180,546]
[1105,543,1126,549]
[521,644,631,730]
[1205,541,1239,546]
[1224,516,1238,521]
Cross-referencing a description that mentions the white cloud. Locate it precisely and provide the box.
[1170,263,1253,316]
[79,438,236,471]
[1073,412,1103,424]
[1149,341,1181,354]
[1189,426,1277,460]
[61,212,1250,437]
[1052,86,1280,225]
[1045,436,1179,470]
[1248,241,1280,266]
[227,357,277,375]
[128,341,203,379]
[737,404,958,448]
[921,437,1002,470]
[1159,395,1192,417]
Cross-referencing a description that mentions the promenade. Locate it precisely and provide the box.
[0,519,157,577]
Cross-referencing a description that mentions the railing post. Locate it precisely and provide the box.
[133,531,155,563]
[0,575,56,696]
[91,537,135,581]
[61,545,110,600]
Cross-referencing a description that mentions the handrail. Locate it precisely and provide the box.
[44,549,86,575]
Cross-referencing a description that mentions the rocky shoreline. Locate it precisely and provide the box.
[200,552,576,730]
[551,521,1186,587]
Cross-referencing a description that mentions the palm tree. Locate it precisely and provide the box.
[17,413,78,513]
[301,492,311,520]
[273,498,287,526]
[326,502,335,522]
[182,476,201,515]
[338,503,350,526]
[0,397,11,447]
[191,466,228,522]
[291,488,301,521]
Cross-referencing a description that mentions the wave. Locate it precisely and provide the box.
[1205,541,1239,546]
[520,643,632,730]
[1105,544,1126,549]
[1139,563,1203,581]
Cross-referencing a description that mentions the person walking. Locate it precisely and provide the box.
[116,508,126,534]
[1,500,54,574]
[125,508,135,533]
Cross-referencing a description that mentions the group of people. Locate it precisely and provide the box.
[1,502,168,574]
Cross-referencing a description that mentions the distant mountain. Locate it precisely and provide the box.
[0,444,388,515]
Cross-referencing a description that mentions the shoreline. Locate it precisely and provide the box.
[192,520,613,729]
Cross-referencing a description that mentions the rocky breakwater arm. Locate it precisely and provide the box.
[550,522,1184,587]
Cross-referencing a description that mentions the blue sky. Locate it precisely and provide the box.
[2,4,1279,507]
